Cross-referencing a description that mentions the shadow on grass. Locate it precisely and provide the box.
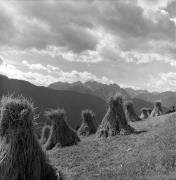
[133,130,148,134]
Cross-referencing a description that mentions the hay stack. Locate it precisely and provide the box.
[96,95,134,138]
[140,108,148,119]
[124,100,141,122]
[40,125,51,145]
[0,95,59,180]
[45,108,80,150]
[78,110,97,136]
[150,100,163,117]
[147,108,152,116]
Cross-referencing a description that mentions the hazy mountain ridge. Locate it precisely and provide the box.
[135,91,176,108]
[49,81,93,95]
[124,88,151,98]
[124,87,176,108]
[0,74,169,131]
[49,80,129,101]
[48,80,169,113]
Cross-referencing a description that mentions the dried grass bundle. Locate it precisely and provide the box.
[150,100,163,117]
[140,108,149,120]
[45,108,80,150]
[96,95,134,138]
[147,108,152,116]
[78,110,97,136]
[124,100,141,122]
[0,95,59,180]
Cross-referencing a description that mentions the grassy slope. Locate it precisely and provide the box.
[48,112,176,180]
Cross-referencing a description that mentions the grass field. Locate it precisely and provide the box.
[48,112,176,180]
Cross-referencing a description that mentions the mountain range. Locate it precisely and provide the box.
[135,91,176,108]
[49,81,129,101]
[0,75,107,129]
[0,74,172,130]
[49,81,172,111]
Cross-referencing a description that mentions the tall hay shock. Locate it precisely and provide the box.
[140,108,148,120]
[40,125,51,145]
[45,108,80,150]
[124,100,141,122]
[0,95,59,180]
[150,101,163,117]
[147,108,152,116]
[96,95,134,138]
[78,110,97,136]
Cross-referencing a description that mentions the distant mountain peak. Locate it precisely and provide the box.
[0,74,107,129]
[49,80,129,101]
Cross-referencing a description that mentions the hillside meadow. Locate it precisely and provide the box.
[48,112,176,180]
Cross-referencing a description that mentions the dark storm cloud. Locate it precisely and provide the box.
[0,0,176,66]
[96,1,176,51]
[0,0,98,53]
[0,7,17,46]
[165,0,176,17]
[0,0,176,54]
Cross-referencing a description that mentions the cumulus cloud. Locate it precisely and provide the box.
[96,1,176,47]
[147,72,176,91]
[25,46,102,63]
[22,60,60,72]
[163,0,176,17]
[3,60,113,86]
[0,0,175,55]
[57,70,114,84]
[137,0,172,10]
[0,62,58,86]
[0,1,98,53]
[120,51,176,66]
[0,0,176,91]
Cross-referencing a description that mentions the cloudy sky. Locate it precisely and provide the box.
[1,0,176,92]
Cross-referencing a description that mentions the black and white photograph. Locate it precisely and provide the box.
[1,0,176,179]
